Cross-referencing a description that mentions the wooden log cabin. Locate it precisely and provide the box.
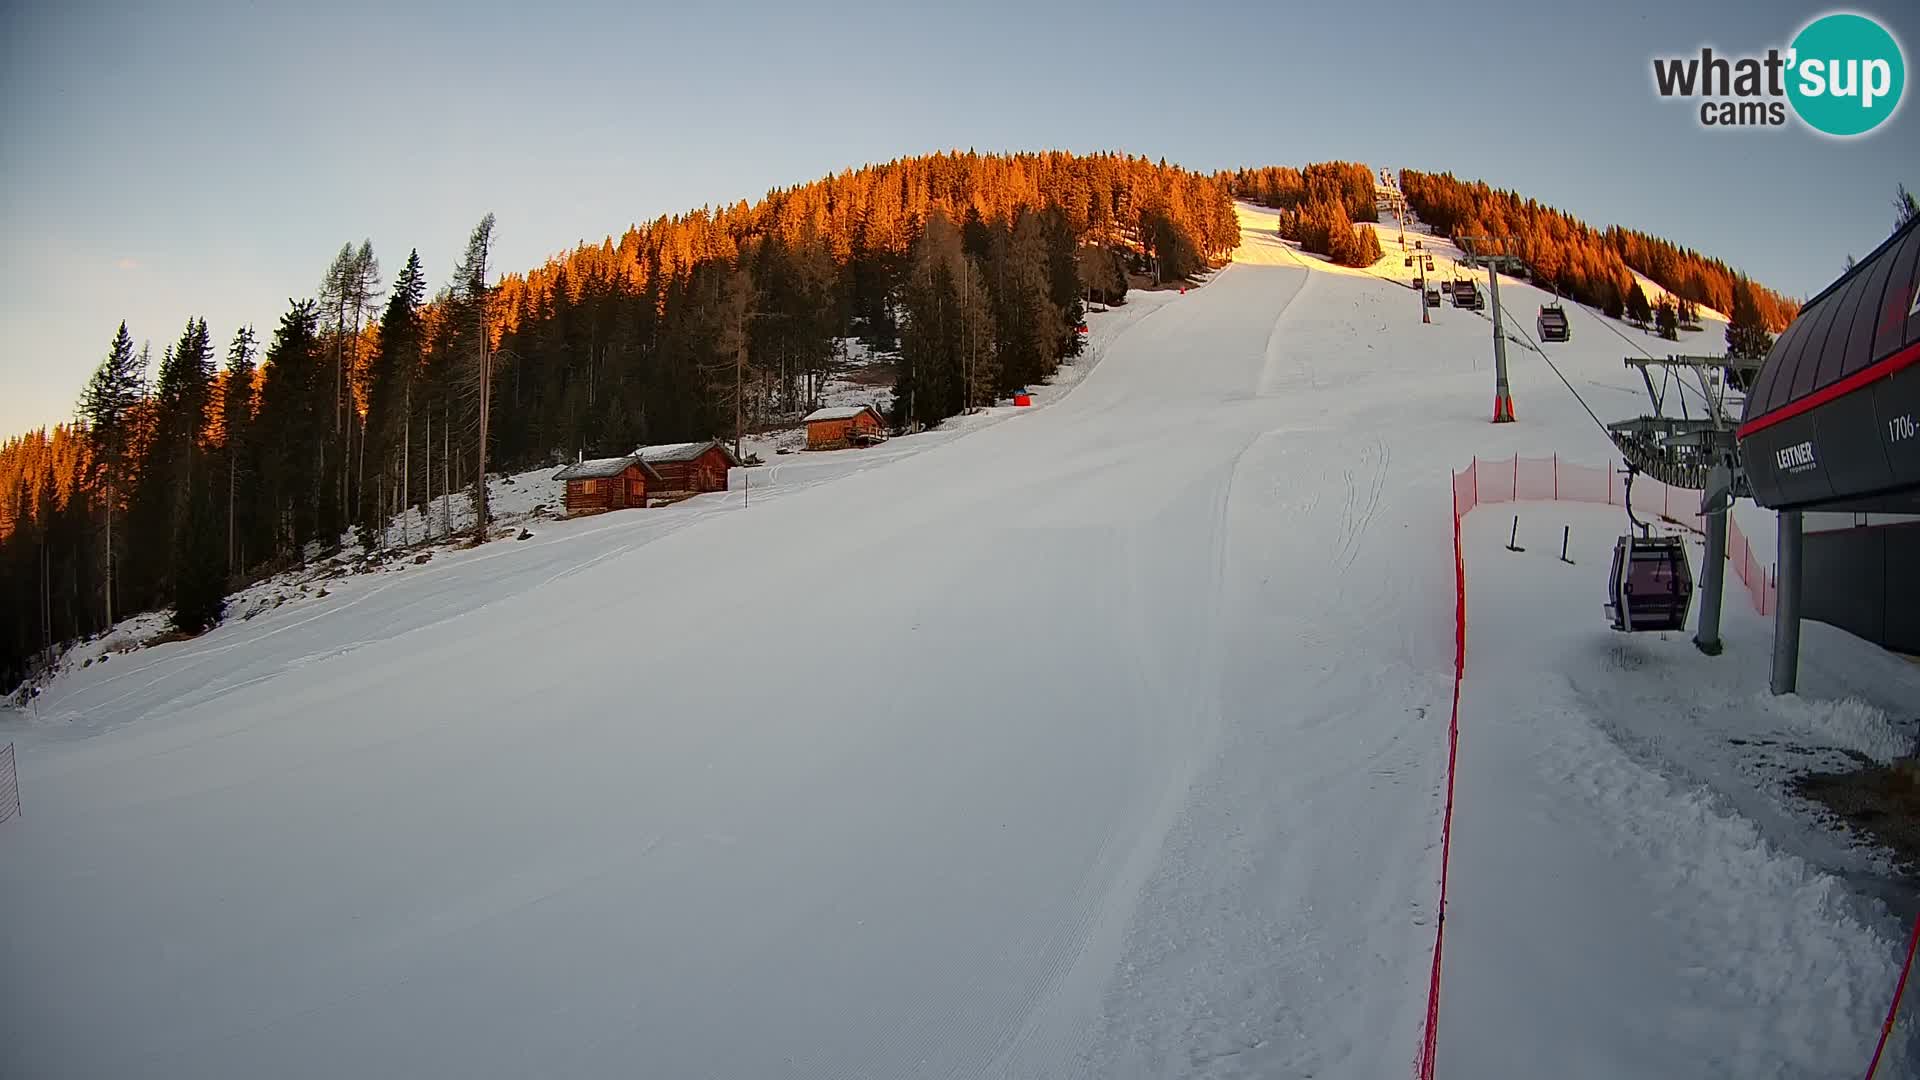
[637,441,738,495]
[552,455,662,515]
[803,405,887,451]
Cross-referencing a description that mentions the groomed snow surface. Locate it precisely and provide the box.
[3,203,1915,1078]
[1445,503,1919,1078]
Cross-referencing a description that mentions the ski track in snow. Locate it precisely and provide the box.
[1,204,1911,1079]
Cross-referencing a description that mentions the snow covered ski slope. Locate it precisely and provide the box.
[1,205,1910,1078]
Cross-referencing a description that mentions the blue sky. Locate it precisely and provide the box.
[2,0,1916,435]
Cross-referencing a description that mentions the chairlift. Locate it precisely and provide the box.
[1604,467,1693,633]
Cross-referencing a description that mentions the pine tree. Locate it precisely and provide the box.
[77,322,145,624]
[993,210,1065,392]
[170,466,226,635]
[1626,282,1653,328]
[687,258,753,457]
[318,242,382,536]
[131,318,215,605]
[220,326,257,575]
[360,250,425,549]
[897,211,997,427]
[1598,274,1626,320]
[1725,278,1775,361]
[1655,298,1679,340]
[1042,210,1086,359]
[449,215,496,543]
[1077,244,1125,307]
[1676,297,1701,330]
[256,301,325,562]
[1895,183,1917,232]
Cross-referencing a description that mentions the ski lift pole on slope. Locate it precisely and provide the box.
[1460,235,1520,423]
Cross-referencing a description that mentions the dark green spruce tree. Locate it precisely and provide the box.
[993,209,1066,394]
[1725,278,1776,364]
[255,301,325,563]
[171,463,226,634]
[220,326,259,576]
[1626,282,1653,328]
[359,250,426,550]
[1654,298,1679,340]
[78,321,146,625]
[126,319,213,610]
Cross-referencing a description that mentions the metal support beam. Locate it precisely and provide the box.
[1770,510,1803,695]
[1461,235,1518,422]
[1488,259,1513,422]
[1694,508,1726,655]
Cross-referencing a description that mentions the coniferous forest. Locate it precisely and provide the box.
[1219,162,1385,267]
[1,151,1818,692]
[1397,170,1800,331]
[0,151,1241,691]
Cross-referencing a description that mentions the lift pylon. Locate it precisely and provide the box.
[1458,235,1522,422]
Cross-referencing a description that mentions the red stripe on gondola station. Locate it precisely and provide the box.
[1737,339,1920,439]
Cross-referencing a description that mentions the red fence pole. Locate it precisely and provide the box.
[1864,911,1920,1078]
[1553,453,1558,501]
[1423,467,1470,1080]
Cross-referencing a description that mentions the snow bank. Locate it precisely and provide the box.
[1760,694,1914,766]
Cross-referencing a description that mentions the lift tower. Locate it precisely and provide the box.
[1605,352,1763,656]
[1458,235,1524,422]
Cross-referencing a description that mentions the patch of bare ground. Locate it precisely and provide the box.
[1796,756,1920,873]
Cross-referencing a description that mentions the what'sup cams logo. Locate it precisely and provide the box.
[1652,12,1905,136]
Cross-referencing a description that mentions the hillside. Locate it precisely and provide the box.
[4,201,1914,1079]
[4,154,1814,695]
[1398,169,1799,330]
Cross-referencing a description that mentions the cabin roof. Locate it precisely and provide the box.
[1742,214,1919,432]
[804,405,882,424]
[552,455,661,481]
[636,440,740,466]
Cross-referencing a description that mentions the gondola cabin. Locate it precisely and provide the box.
[1451,279,1482,310]
[1537,304,1571,342]
[1604,534,1694,632]
[1425,285,1442,307]
[637,441,737,495]
[552,455,662,516]
[803,405,888,451]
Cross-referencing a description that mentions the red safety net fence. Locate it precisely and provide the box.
[1421,454,1783,1080]
[1419,472,1470,1079]
[0,743,18,825]
[1449,454,1776,616]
